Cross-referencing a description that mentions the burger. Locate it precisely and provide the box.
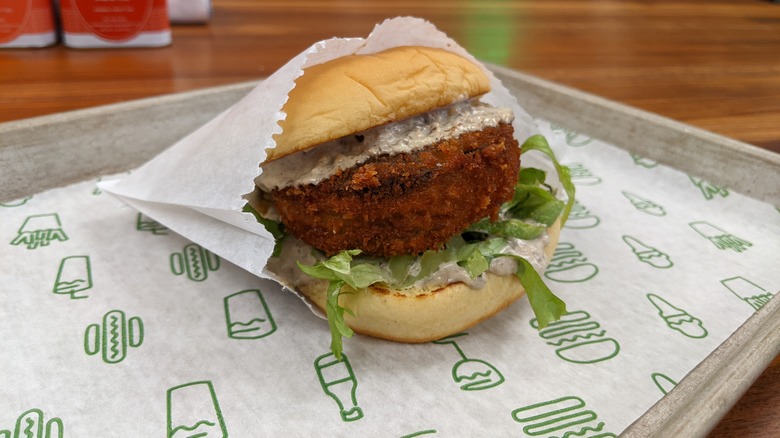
[245,46,574,358]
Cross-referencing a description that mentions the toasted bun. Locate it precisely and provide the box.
[266,46,490,163]
[295,219,562,343]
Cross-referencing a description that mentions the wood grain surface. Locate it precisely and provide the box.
[2,1,779,436]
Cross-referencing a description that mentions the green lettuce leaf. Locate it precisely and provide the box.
[242,204,287,257]
[520,135,576,225]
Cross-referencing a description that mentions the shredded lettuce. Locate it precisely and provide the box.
[520,135,576,225]
[243,204,287,257]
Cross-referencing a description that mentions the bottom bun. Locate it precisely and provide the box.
[294,219,562,343]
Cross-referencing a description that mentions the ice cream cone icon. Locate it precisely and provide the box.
[0,408,63,438]
[647,293,707,339]
[622,235,673,269]
[170,243,220,281]
[721,276,774,311]
[564,201,600,229]
[224,289,277,339]
[433,333,505,391]
[566,163,601,186]
[689,221,752,252]
[621,191,666,216]
[512,396,615,437]
[10,213,68,250]
[544,242,599,283]
[167,380,227,438]
[314,352,364,422]
[690,176,729,200]
[530,310,620,364]
[53,255,93,299]
[630,153,658,168]
[652,372,678,395]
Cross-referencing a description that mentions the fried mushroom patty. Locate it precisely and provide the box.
[271,123,520,257]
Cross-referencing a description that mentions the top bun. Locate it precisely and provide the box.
[266,46,491,163]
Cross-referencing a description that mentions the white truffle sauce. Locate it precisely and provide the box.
[256,99,513,191]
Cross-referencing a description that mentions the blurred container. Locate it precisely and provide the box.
[0,0,57,48]
[167,0,211,24]
[59,0,171,48]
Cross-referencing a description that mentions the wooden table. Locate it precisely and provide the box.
[2,1,778,436]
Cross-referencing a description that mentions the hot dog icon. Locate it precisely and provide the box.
[530,310,620,364]
[10,213,68,250]
[566,163,602,186]
[0,408,63,438]
[564,201,600,230]
[544,242,599,283]
[511,396,615,437]
[170,243,220,282]
[84,310,144,364]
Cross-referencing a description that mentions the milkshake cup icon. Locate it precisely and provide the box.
[647,293,707,339]
[0,408,63,438]
[167,380,228,438]
[224,289,277,339]
[10,213,68,249]
[85,310,144,364]
[689,221,752,252]
[314,352,364,422]
[652,372,678,395]
[530,310,620,364]
[511,396,615,437]
[621,191,666,216]
[564,201,600,229]
[544,242,599,283]
[630,153,658,168]
[566,163,601,186]
[622,235,673,269]
[136,212,169,235]
[433,333,505,391]
[690,176,729,200]
[170,243,220,282]
[53,255,93,299]
[721,276,773,311]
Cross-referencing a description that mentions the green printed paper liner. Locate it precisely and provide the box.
[2,17,780,438]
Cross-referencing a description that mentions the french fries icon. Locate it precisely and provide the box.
[10,213,68,250]
[544,242,599,283]
[721,276,774,311]
[0,408,63,438]
[433,333,505,391]
[314,352,364,422]
[647,293,708,339]
[166,380,228,438]
[622,235,673,269]
[136,212,169,235]
[530,310,620,364]
[511,396,615,437]
[689,176,729,200]
[564,201,600,229]
[689,221,752,252]
[170,243,220,282]
[53,255,92,299]
[84,310,144,364]
[224,289,277,339]
[621,191,666,216]
[565,163,602,186]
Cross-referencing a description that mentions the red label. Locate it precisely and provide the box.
[0,1,32,43]
[70,0,155,42]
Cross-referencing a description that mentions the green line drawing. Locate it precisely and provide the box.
[0,408,63,438]
[400,430,437,437]
[170,243,220,282]
[0,196,31,207]
[630,153,658,168]
[652,372,678,395]
[433,333,505,391]
[622,235,673,269]
[721,276,774,311]
[565,163,602,186]
[10,213,68,250]
[511,396,616,437]
[530,310,620,364]
[85,310,144,364]
[621,191,666,216]
[166,380,228,438]
[314,352,364,422]
[689,221,752,252]
[224,289,277,339]
[92,177,103,196]
[689,176,729,200]
[53,255,92,299]
[647,293,707,339]
[564,200,600,229]
[136,213,169,235]
[544,242,599,283]
[550,124,594,147]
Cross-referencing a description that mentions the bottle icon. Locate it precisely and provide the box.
[721,276,774,311]
[170,243,220,282]
[53,255,93,299]
[564,201,600,229]
[652,372,678,395]
[689,221,752,253]
[136,212,169,235]
[10,213,68,249]
[511,396,615,437]
[689,176,729,200]
[621,191,666,216]
[0,408,63,438]
[224,289,277,339]
[647,294,707,339]
[565,163,601,186]
[314,352,364,422]
[622,235,673,269]
[530,310,620,364]
[433,333,505,391]
[166,380,228,438]
[544,242,599,283]
[84,310,144,364]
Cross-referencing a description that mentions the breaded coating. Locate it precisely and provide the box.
[271,123,520,257]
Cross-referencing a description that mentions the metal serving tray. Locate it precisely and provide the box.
[2,66,779,437]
